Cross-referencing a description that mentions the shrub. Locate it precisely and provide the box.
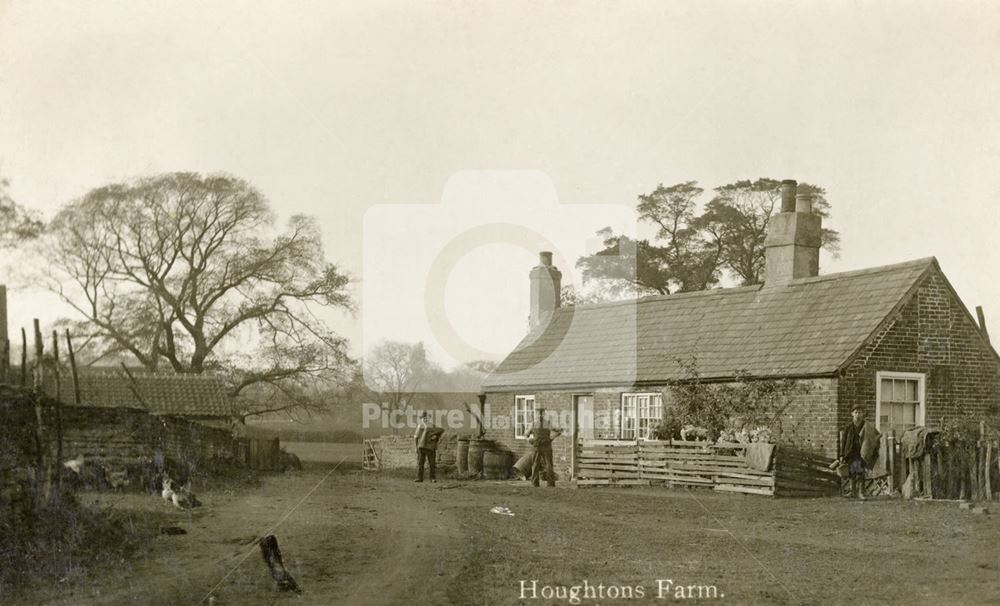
[667,357,806,442]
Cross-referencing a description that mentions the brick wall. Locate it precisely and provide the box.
[771,379,839,457]
[838,267,1000,437]
[59,405,240,472]
[373,435,414,469]
[485,380,840,473]
[372,434,462,470]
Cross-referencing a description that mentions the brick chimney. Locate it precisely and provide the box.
[763,180,822,285]
[529,251,561,330]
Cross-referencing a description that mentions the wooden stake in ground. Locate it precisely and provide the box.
[30,320,48,506]
[0,284,7,383]
[20,327,27,387]
[65,330,81,404]
[985,441,992,502]
[51,330,64,502]
[33,319,43,391]
[0,337,8,384]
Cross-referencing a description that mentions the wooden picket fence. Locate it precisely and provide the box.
[882,431,1000,501]
[575,439,839,497]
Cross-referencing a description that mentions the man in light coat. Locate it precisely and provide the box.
[414,411,444,483]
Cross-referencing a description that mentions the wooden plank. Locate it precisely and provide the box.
[645,455,740,464]
[642,476,714,487]
[710,441,750,449]
[713,474,775,486]
[577,453,639,461]
[775,459,835,473]
[580,439,638,447]
[773,490,835,498]
[577,470,643,479]
[777,448,834,462]
[714,484,774,496]
[775,476,840,494]
[776,453,835,468]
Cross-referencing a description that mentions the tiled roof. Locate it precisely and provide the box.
[58,369,234,418]
[482,258,936,390]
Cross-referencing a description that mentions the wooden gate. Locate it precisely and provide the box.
[240,437,281,470]
[362,438,381,471]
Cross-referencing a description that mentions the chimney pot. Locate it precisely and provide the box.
[539,251,553,266]
[795,193,815,214]
[780,180,797,213]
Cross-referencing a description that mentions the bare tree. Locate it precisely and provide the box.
[41,172,353,412]
[363,341,431,417]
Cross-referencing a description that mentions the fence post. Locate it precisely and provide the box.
[985,441,993,502]
[51,330,63,502]
[65,330,81,405]
[20,327,27,387]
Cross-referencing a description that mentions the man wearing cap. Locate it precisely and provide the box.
[414,411,444,483]
[526,409,563,488]
[838,405,881,500]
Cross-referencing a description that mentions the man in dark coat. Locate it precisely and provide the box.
[414,412,444,483]
[526,409,562,487]
[839,405,881,500]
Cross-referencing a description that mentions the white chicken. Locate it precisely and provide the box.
[161,476,177,502]
[170,483,202,510]
[63,454,85,474]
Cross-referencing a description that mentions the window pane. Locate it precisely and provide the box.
[905,380,917,402]
[881,379,892,401]
[903,404,915,425]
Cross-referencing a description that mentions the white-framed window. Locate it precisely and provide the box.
[875,371,925,436]
[514,395,536,439]
[620,393,663,440]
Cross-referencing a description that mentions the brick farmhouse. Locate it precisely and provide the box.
[481,180,1000,480]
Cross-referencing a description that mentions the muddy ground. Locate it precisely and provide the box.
[15,457,1000,606]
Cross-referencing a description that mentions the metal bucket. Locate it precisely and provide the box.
[513,452,534,479]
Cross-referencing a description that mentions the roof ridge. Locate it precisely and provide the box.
[776,256,936,286]
[557,257,935,313]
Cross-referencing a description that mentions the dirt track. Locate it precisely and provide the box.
[23,460,1000,605]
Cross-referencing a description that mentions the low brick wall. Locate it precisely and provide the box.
[369,434,462,471]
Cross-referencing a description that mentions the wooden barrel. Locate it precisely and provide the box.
[483,449,506,480]
[513,452,534,479]
[457,438,469,474]
[502,450,515,480]
[468,439,489,475]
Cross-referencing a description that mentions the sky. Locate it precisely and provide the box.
[1,0,998,368]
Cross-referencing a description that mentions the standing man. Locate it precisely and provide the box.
[414,411,444,483]
[838,405,881,500]
[526,409,563,487]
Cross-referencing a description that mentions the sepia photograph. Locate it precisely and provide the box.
[1,1,998,604]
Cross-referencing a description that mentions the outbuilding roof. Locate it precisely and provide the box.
[482,257,937,390]
[56,369,234,418]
